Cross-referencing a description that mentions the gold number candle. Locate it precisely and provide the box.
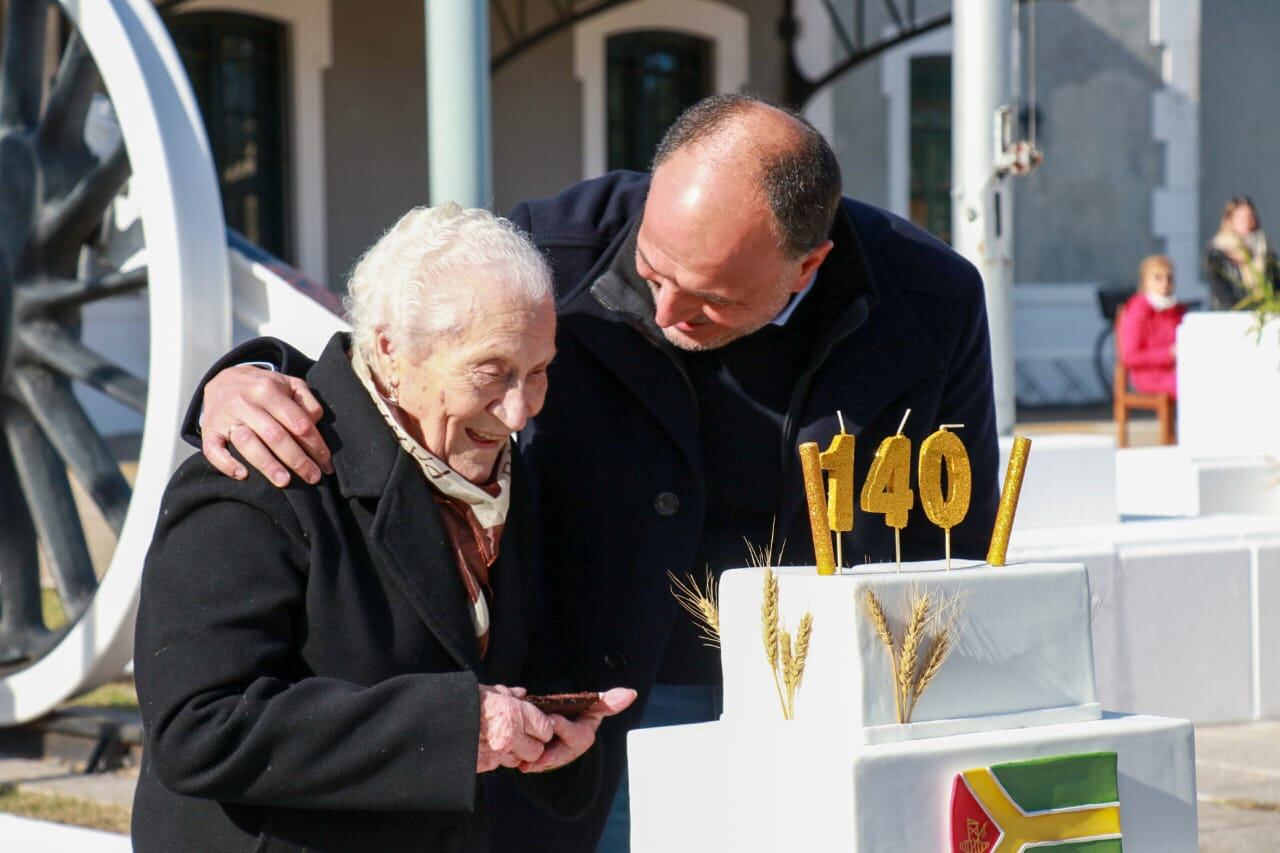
[986,435,1032,567]
[860,433,914,571]
[799,442,837,575]
[919,426,972,570]
[819,431,854,568]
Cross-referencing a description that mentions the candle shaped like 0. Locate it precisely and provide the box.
[918,427,972,570]
[798,442,837,575]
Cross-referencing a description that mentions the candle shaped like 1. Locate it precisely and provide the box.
[987,436,1032,567]
[918,427,972,570]
[798,442,837,575]
[860,433,914,571]
[819,431,855,568]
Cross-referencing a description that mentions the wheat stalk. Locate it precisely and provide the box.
[668,569,721,648]
[760,568,789,719]
[897,590,932,720]
[779,628,795,720]
[861,588,903,723]
[906,629,953,720]
[784,613,814,719]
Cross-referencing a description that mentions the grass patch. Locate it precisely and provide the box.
[0,783,130,835]
[68,679,138,712]
[41,588,66,632]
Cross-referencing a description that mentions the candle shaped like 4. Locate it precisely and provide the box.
[919,427,972,569]
[861,433,914,571]
[798,442,837,575]
[819,432,855,568]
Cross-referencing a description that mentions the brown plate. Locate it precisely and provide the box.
[526,692,601,719]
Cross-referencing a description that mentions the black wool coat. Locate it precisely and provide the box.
[182,172,1000,852]
[140,334,595,852]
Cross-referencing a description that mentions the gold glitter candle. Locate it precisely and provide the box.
[799,442,836,575]
[986,436,1032,567]
[819,433,855,532]
[860,435,914,529]
[919,429,972,530]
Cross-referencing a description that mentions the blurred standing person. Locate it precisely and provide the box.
[1207,196,1279,309]
[1118,254,1187,397]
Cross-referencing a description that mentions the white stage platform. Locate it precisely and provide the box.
[0,814,129,851]
[1001,429,1280,724]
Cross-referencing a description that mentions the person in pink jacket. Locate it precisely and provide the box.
[1119,254,1188,397]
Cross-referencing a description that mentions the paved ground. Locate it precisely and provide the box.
[1197,722,1280,851]
[1,719,1278,847]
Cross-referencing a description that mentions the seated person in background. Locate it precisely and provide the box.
[132,204,634,852]
[1118,254,1187,398]
[1207,195,1279,310]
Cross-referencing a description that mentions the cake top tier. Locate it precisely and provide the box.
[717,561,1100,743]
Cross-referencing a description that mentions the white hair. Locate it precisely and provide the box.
[343,203,553,365]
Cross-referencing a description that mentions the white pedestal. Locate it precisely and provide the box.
[1177,312,1280,458]
[1000,434,1118,527]
[1116,446,1280,517]
[1008,514,1280,724]
[629,714,1197,852]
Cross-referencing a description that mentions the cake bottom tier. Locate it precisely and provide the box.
[628,713,1196,852]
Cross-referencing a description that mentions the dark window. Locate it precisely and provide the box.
[909,55,951,244]
[170,13,291,260]
[606,31,713,172]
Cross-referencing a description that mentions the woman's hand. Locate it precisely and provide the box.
[477,685,555,773]
[201,365,332,486]
[518,687,638,774]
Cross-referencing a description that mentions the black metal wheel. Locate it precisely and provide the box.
[0,0,144,667]
[0,0,228,725]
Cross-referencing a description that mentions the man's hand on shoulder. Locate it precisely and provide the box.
[201,365,332,487]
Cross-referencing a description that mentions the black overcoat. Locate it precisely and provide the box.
[138,334,594,852]
[497,172,1000,848]
[182,172,1000,852]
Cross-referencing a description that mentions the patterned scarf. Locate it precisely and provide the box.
[1212,228,1271,299]
[349,345,510,656]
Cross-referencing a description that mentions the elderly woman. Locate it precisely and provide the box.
[1207,196,1279,310]
[132,205,634,852]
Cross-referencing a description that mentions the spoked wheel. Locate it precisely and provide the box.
[0,0,229,723]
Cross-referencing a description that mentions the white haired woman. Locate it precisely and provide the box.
[132,204,635,852]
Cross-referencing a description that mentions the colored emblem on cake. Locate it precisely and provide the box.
[950,751,1123,852]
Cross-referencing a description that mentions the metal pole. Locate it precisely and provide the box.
[952,0,1015,435]
[425,1,492,208]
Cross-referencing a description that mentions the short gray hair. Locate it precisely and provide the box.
[343,203,553,364]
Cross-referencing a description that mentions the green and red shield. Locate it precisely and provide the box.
[950,752,1123,852]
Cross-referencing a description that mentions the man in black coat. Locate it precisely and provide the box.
[192,95,1000,851]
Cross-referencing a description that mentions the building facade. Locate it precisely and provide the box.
[108,0,1280,417]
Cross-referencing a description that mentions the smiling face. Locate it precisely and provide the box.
[637,143,832,352]
[378,274,556,483]
[1229,202,1259,237]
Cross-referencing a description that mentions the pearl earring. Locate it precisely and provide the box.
[387,383,399,405]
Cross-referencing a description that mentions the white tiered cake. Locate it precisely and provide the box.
[628,561,1198,852]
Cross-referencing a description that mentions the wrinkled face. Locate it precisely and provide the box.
[637,150,832,351]
[1230,204,1259,237]
[382,279,556,483]
[1142,263,1174,298]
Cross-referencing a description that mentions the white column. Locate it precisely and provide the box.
[425,1,491,208]
[1150,0,1202,298]
[952,0,1015,435]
